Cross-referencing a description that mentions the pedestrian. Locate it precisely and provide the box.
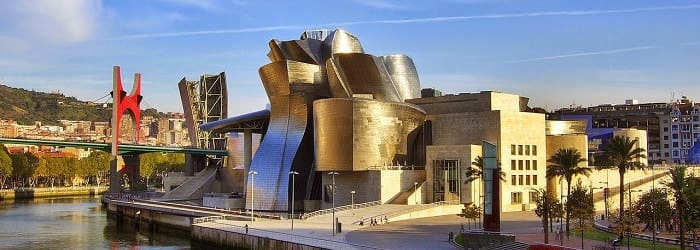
[245,224,248,234]
[384,215,388,223]
[555,226,561,240]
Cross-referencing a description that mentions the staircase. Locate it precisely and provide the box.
[161,166,218,200]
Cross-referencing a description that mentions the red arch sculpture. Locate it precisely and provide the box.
[111,66,142,155]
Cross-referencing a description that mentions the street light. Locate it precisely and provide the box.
[413,181,419,205]
[350,190,356,214]
[599,181,609,220]
[289,171,299,231]
[248,171,258,222]
[626,185,643,250]
[328,171,339,236]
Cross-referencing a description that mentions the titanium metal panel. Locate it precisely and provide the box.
[329,53,401,102]
[545,120,587,135]
[314,98,426,171]
[380,54,421,101]
[267,40,286,62]
[259,61,323,98]
[246,93,313,211]
[322,29,365,57]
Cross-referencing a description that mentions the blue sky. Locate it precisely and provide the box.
[0,0,698,115]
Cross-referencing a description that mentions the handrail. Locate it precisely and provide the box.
[300,200,381,220]
[353,200,460,226]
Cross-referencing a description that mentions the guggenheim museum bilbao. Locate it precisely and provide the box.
[202,29,647,213]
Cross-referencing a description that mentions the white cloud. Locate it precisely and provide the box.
[504,46,660,63]
[353,0,408,10]
[109,4,700,40]
[156,0,220,12]
[6,0,103,43]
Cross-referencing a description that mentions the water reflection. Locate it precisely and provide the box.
[0,197,195,249]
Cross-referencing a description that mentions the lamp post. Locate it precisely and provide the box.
[289,171,299,231]
[626,185,643,250]
[599,181,609,220]
[351,190,356,213]
[248,171,258,222]
[413,182,418,205]
[328,171,339,236]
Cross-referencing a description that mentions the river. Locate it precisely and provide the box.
[0,196,204,249]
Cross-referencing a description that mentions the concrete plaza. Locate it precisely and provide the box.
[193,203,654,250]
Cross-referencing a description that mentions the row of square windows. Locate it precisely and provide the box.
[510,159,538,170]
[511,174,538,186]
[511,191,539,204]
[510,144,538,156]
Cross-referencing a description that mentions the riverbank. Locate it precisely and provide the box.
[0,186,108,201]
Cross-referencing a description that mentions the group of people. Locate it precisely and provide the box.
[360,216,388,226]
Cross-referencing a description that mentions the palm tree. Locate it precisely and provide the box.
[547,148,590,236]
[666,166,688,250]
[600,136,646,223]
[465,156,506,184]
[465,155,506,225]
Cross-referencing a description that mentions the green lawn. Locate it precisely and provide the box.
[573,229,680,250]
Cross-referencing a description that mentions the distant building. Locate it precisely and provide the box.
[553,100,668,164]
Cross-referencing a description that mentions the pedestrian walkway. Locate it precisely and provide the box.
[193,203,462,249]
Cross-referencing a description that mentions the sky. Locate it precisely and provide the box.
[0,0,699,115]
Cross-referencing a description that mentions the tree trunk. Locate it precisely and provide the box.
[543,204,549,243]
[619,169,625,223]
[566,178,571,236]
[679,201,686,250]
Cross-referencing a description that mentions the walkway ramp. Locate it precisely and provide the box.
[161,166,218,200]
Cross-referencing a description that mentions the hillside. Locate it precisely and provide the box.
[0,84,112,125]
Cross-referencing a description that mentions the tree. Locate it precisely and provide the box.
[534,189,562,244]
[465,156,506,183]
[600,135,646,229]
[566,183,595,249]
[632,189,672,233]
[666,166,689,250]
[547,148,590,235]
[458,202,481,230]
[0,144,12,188]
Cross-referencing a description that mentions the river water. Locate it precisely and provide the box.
[0,196,201,249]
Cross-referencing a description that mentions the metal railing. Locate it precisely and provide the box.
[353,200,459,226]
[300,200,381,220]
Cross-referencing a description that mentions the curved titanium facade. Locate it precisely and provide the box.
[314,98,426,171]
[380,54,421,101]
[246,28,424,211]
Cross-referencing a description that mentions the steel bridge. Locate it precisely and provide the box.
[0,138,227,156]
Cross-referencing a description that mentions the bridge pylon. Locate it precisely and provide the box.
[109,66,143,193]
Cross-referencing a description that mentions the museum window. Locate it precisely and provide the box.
[532,160,537,170]
[432,159,460,202]
[673,134,679,139]
[664,144,669,148]
[511,175,517,185]
[511,144,516,155]
[511,160,516,170]
[673,142,679,148]
[673,151,679,157]
[663,135,668,140]
[518,145,523,155]
[529,191,538,204]
[532,175,538,185]
[525,145,530,155]
[532,145,537,156]
[672,125,678,131]
[526,160,531,170]
[526,175,531,185]
[694,116,699,122]
[664,127,668,132]
[518,175,523,185]
[518,160,523,170]
[664,152,670,157]
[511,192,522,204]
